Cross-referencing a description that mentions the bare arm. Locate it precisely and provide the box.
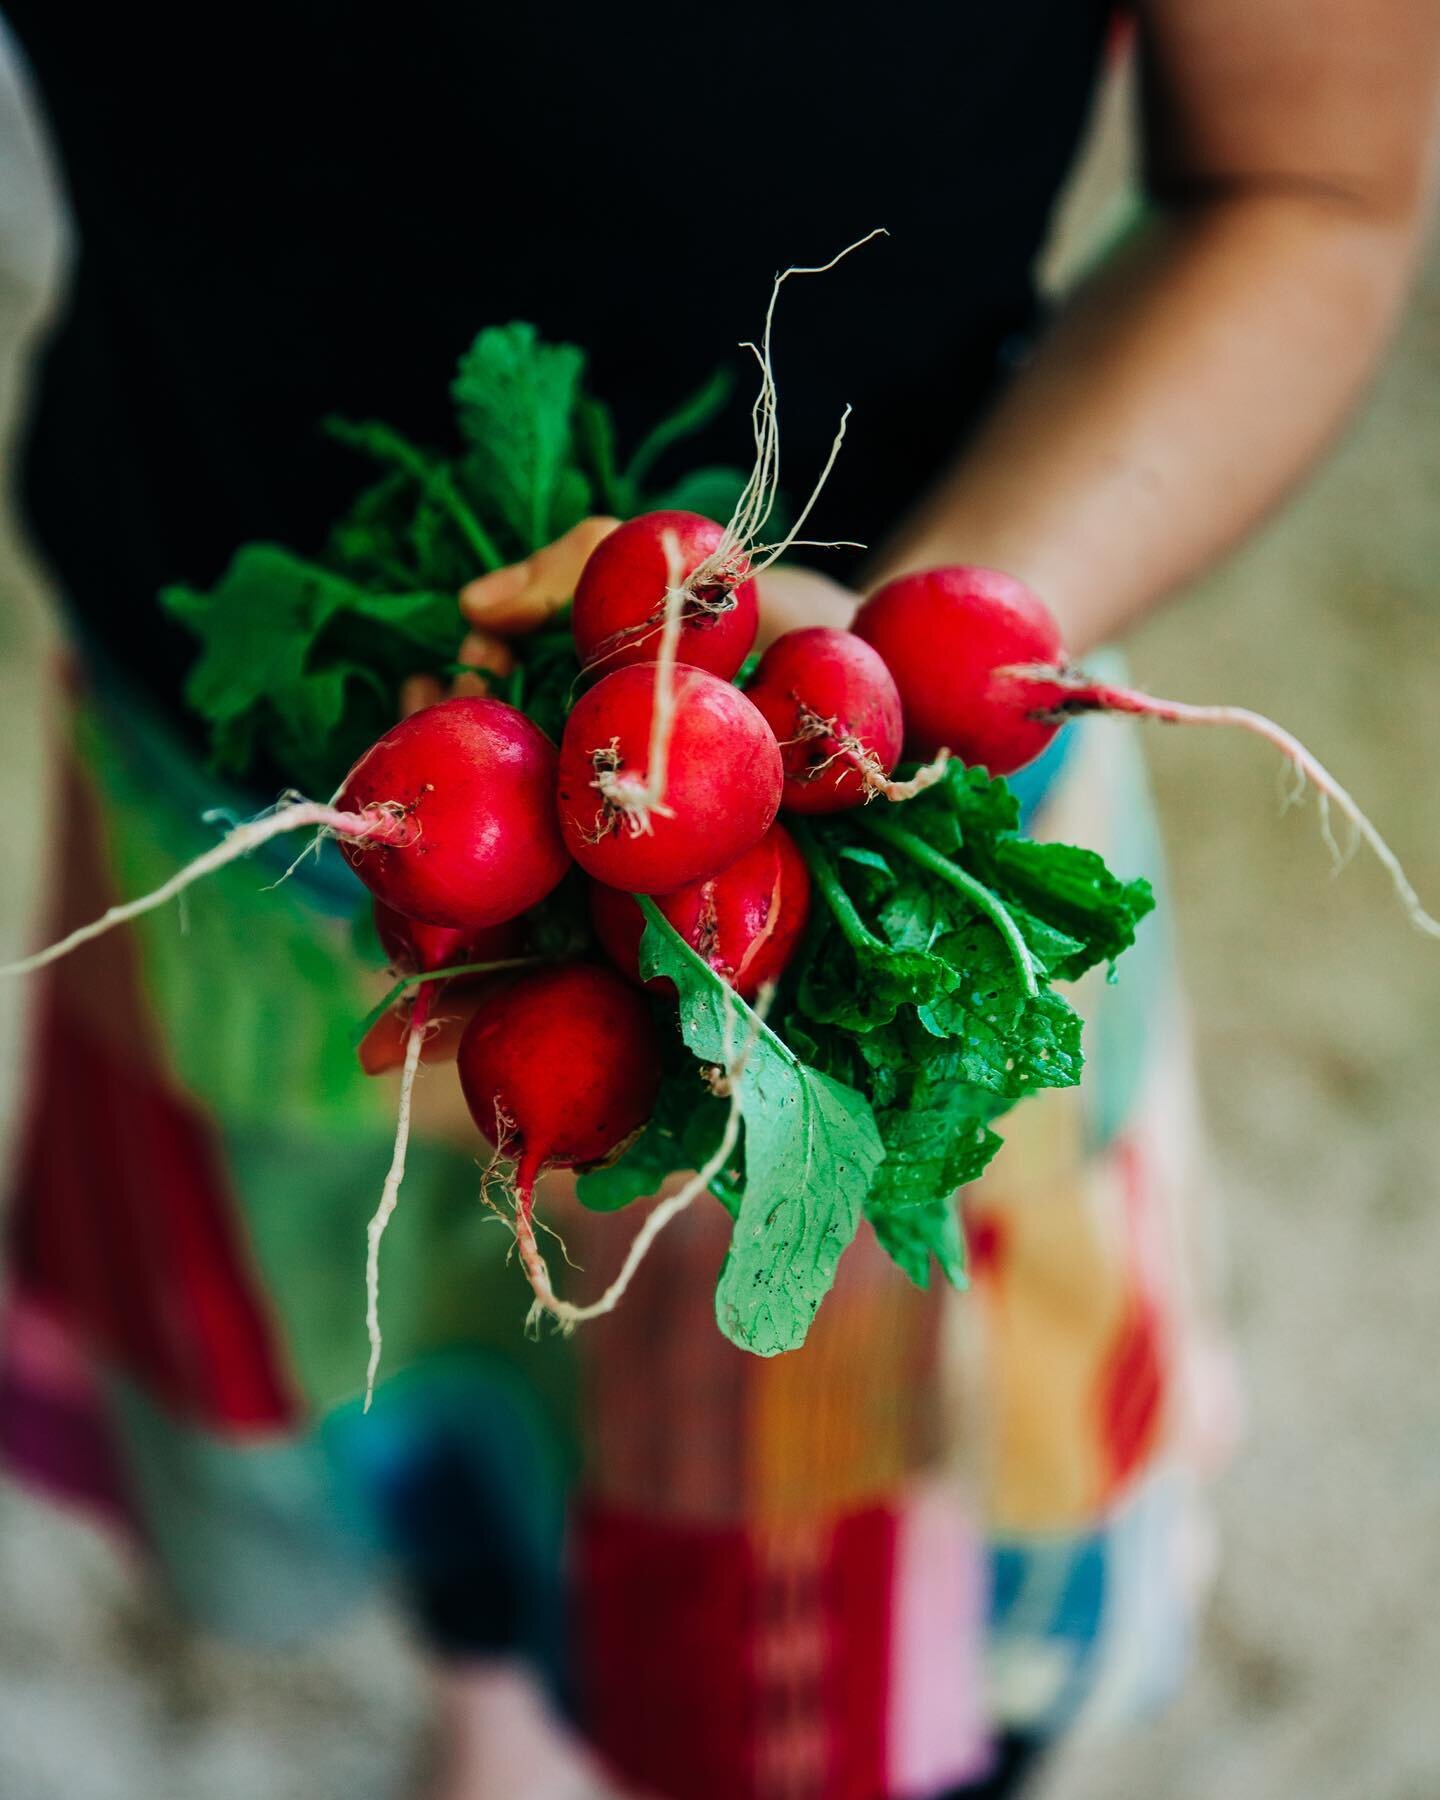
[867,0,1440,653]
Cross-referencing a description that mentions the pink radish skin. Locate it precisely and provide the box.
[572,510,759,680]
[745,627,910,813]
[589,823,811,999]
[338,697,571,931]
[853,566,1066,774]
[556,662,783,893]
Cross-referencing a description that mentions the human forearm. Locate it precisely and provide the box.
[867,189,1430,653]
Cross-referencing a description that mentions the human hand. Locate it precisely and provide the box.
[749,561,859,650]
[399,515,622,716]
[419,516,861,698]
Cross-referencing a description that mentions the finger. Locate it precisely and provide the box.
[400,673,445,717]
[450,630,515,698]
[459,515,620,636]
[458,557,534,630]
[752,564,859,652]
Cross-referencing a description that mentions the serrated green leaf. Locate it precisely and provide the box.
[1011,907,1088,978]
[452,323,587,552]
[638,901,883,1356]
[793,823,959,1031]
[987,838,1155,979]
[163,543,467,793]
[325,415,504,576]
[798,928,958,1032]
[915,919,1083,1101]
[869,1193,968,1290]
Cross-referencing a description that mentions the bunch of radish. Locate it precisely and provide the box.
[9,491,1437,1395]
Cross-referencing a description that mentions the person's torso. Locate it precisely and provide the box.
[8,0,1110,708]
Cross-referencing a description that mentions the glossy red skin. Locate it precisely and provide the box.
[745,628,904,814]
[588,823,811,999]
[853,567,1067,775]
[337,697,571,931]
[456,964,662,1185]
[572,511,759,681]
[372,899,522,974]
[557,662,783,894]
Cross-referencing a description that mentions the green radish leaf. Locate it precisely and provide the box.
[837,845,894,877]
[575,394,634,518]
[792,823,958,1031]
[325,415,506,576]
[1010,908,1088,978]
[638,901,884,1357]
[781,757,1152,1292]
[986,838,1154,979]
[647,466,751,524]
[576,1063,733,1214]
[797,928,958,1032]
[163,544,466,794]
[452,322,587,553]
[914,919,1084,1101]
[623,365,735,493]
[868,1193,968,1291]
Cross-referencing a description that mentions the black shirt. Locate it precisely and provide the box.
[6,1,1109,714]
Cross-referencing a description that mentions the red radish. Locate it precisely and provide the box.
[557,662,783,893]
[853,566,1065,774]
[745,626,947,812]
[372,898,522,975]
[572,511,758,680]
[338,696,570,930]
[458,963,662,1188]
[855,564,1440,939]
[589,823,811,998]
[361,902,526,1078]
[457,962,663,1307]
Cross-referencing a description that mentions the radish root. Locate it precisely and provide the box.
[690,229,889,592]
[0,798,416,980]
[363,984,432,1411]
[507,988,760,1333]
[590,232,887,843]
[1004,665,1440,940]
[588,530,690,838]
[789,701,951,803]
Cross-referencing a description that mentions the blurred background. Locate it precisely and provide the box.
[1,19,1438,1800]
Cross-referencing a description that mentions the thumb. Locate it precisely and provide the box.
[459,515,620,636]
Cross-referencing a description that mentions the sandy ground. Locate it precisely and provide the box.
[2,33,1439,1800]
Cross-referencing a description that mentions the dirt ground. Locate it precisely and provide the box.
[1,31,1438,1800]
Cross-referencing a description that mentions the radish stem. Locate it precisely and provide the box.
[354,955,543,1043]
[855,813,1040,997]
[790,821,892,957]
